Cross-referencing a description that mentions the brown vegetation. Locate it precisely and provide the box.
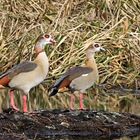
[0,0,140,111]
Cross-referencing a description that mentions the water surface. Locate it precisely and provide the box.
[0,88,140,139]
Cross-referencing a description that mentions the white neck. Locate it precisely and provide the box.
[85,50,99,82]
[36,40,47,48]
[86,51,95,59]
[34,40,47,54]
[34,52,49,77]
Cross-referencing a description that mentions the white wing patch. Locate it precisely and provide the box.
[82,74,89,77]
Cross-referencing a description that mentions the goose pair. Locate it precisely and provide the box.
[0,33,104,112]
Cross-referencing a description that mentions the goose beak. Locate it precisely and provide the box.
[100,47,105,51]
[50,39,56,45]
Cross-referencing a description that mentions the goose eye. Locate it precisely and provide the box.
[44,34,50,38]
[94,44,100,48]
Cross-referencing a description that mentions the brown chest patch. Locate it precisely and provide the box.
[0,75,10,87]
[59,79,71,89]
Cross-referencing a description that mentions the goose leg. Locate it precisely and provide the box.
[0,85,5,89]
[70,94,75,110]
[23,95,28,113]
[79,93,84,110]
[9,90,19,111]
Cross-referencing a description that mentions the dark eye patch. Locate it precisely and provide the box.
[44,34,50,38]
[94,43,99,48]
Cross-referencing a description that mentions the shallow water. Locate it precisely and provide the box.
[29,135,140,140]
[0,88,140,139]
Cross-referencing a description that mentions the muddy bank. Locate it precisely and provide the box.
[0,108,140,140]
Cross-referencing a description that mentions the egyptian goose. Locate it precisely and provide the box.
[0,34,55,112]
[49,43,105,110]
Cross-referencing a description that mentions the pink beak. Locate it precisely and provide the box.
[50,38,56,45]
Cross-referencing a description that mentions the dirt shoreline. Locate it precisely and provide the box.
[0,108,140,140]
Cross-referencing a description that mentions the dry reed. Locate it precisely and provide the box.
[0,0,140,111]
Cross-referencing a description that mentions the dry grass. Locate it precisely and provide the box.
[0,0,140,111]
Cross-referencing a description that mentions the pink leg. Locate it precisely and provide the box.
[70,94,75,110]
[9,90,19,111]
[23,95,28,113]
[79,93,84,110]
[0,85,5,89]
